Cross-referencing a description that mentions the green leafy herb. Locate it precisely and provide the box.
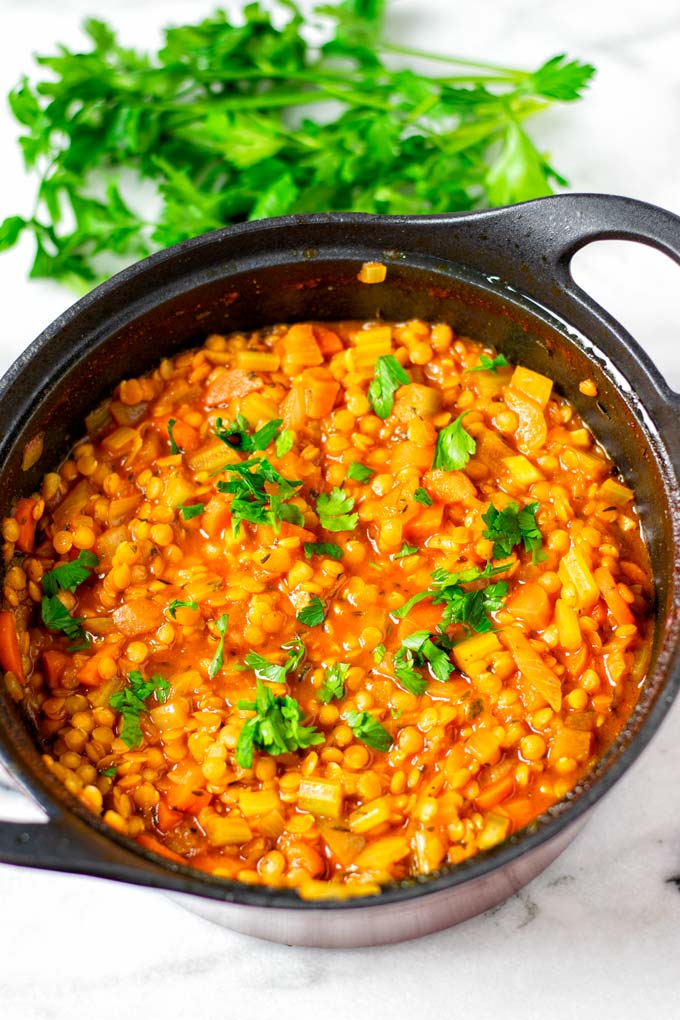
[394,561,511,627]
[215,414,282,453]
[414,487,433,507]
[42,550,98,596]
[393,629,454,693]
[40,596,86,643]
[297,595,326,627]
[100,766,117,778]
[347,462,375,483]
[373,643,386,665]
[236,678,323,768]
[110,670,170,749]
[303,541,343,561]
[2,6,594,286]
[394,543,418,560]
[178,502,205,520]
[482,500,546,564]
[217,456,303,533]
[167,418,180,454]
[245,638,305,686]
[208,613,229,679]
[464,353,509,374]
[433,413,476,471]
[318,662,350,703]
[345,710,392,752]
[168,598,198,619]
[275,429,294,458]
[316,487,358,532]
[368,355,410,419]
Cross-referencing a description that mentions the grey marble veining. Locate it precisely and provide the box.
[1,0,680,1016]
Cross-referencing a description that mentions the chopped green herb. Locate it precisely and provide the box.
[275,429,294,458]
[236,678,323,768]
[345,711,393,752]
[100,766,117,778]
[178,502,205,521]
[245,638,305,686]
[217,456,303,534]
[393,629,455,693]
[208,613,229,679]
[482,500,547,564]
[414,487,433,507]
[394,562,511,626]
[215,414,282,453]
[432,412,476,472]
[41,596,86,643]
[368,354,410,419]
[303,541,343,561]
[390,706,403,720]
[109,670,170,749]
[316,487,358,532]
[42,550,98,596]
[297,595,326,628]
[347,462,375,483]
[167,418,180,454]
[168,598,198,619]
[318,662,349,704]
[373,643,386,665]
[393,645,428,696]
[394,543,418,560]
[464,353,509,374]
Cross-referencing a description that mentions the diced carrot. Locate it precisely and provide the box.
[504,798,535,830]
[501,626,562,711]
[313,325,344,355]
[297,367,340,419]
[549,727,591,762]
[113,599,164,636]
[204,368,263,407]
[14,497,38,553]
[201,495,232,539]
[507,582,551,632]
[0,611,24,682]
[391,441,435,475]
[422,469,477,504]
[406,503,444,542]
[155,416,201,452]
[166,761,212,813]
[136,833,185,864]
[76,646,121,688]
[42,650,71,688]
[156,797,182,833]
[475,774,514,811]
[504,385,547,453]
[276,323,324,375]
[593,566,635,626]
[554,598,582,652]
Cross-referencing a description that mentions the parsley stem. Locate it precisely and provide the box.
[379,43,528,78]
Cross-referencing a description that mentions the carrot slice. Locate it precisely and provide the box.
[205,368,263,407]
[297,367,340,419]
[42,650,71,688]
[593,566,634,626]
[507,582,551,632]
[0,611,24,682]
[14,498,38,553]
[475,774,514,811]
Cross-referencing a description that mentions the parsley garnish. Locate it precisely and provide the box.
[215,414,282,453]
[318,662,349,703]
[244,638,305,686]
[347,462,375,483]
[217,456,303,534]
[275,429,294,458]
[394,562,511,630]
[297,595,325,628]
[414,487,433,507]
[100,766,117,778]
[236,678,323,768]
[373,643,386,665]
[42,550,98,596]
[168,598,198,619]
[464,353,509,374]
[345,711,393,752]
[41,596,86,642]
[368,354,410,419]
[110,670,170,749]
[303,541,343,561]
[395,543,418,560]
[208,613,229,679]
[178,502,205,521]
[316,488,358,532]
[167,418,181,454]
[432,412,476,471]
[482,500,547,564]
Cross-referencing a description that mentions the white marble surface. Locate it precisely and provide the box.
[1,0,680,1016]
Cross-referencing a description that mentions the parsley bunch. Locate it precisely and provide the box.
[1,1,594,286]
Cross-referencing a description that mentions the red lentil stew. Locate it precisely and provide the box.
[1,316,653,900]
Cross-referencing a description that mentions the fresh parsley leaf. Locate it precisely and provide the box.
[316,487,358,532]
[347,462,375,483]
[41,595,85,642]
[367,354,410,419]
[216,415,282,453]
[303,541,343,561]
[464,353,509,374]
[167,418,180,454]
[394,562,511,624]
[208,613,229,679]
[109,671,169,749]
[393,644,428,695]
[178,502,205,520]
[168,598,198,619]
[482,500,546,563]
[414,487,433,507]
[245,638,306,686]
[345,710,392,751]
[318,662,349,703]
[528,54,596,102]
[373,643,386,665]
[236,678,323,769]
[433,412,476,471]
[42,550,98,596]
[217,456,303,534]
[394,543,418,560]
[393,630,454,691]
[275,429,294,458]
[100,766,117,778]
[297,595,325,627]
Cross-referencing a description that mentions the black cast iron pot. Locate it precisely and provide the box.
[1,193,679,948]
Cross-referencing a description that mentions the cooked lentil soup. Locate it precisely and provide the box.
[1,318,653,899]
